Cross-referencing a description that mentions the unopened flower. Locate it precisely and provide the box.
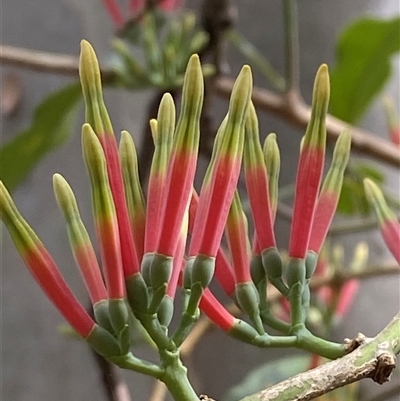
[308,130,351,256]
[155,55,203,258]
[383,96,400,146]
[80,40,140,278]
[289,65,330,260]
[244,102,276,253]
[364,179,400,264]
[52,174,108,306]
[189,65,252,259]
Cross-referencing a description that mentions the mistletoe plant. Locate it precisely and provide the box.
[1,41,399,401]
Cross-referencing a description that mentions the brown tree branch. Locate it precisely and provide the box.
[214,77,400,167]
[237,312,400,401]
[1,45,399,167]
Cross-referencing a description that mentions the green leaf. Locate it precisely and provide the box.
[330,17,400,123]
[222,355,310,401]
[0,83,82,191]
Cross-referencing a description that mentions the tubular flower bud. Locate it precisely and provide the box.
[53,174,108,305]
[289,64,330,259]
[80,40,140,277]
[308,129,351,255]
[244,102,276,252]
[199,288,235,331]
[383,96,400,146]
[167,199,190,299]
[226,191,251,284]
[82,124,125,300]
[364,179,400,264]
[215,249,236,297]
[119,131,146,262]
[263,133,280,222]
[0,181,95,338]
[334,241,366,318]
[189,65,253,258]
[145,93,176,255]
[335,279,359,319]
[156,54,204,257]
[189,191,236,296]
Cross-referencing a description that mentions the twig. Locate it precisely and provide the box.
[1,44,399,167]
[236,312,400,401]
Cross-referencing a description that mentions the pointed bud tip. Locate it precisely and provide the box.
[79,40,97,69]
[315,64,329,84]
[236,65,253,92]
[264,133,279,153]
[120,130,130,141]
[185,54,202,80]
[52,173,65,190]
[188,53,200,66]
[81,123,106,174]
[82,123,97,146]
[311,64,330,112]
[0,181,10,212]
[80,39,92,53]
[53,173,79,217]
[363,178,379,201]
[333,129,351,162]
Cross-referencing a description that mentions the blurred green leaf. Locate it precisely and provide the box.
[337,162,384,215]
[0,83,82,191]
[222,355,310,401]
[330,17,400,123]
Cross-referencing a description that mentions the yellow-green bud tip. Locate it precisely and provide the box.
[312,64,330,116]
[53,173,79,218]
[363,178,381,204]
[82,123,107,180]
[333,129,351,165]
[231,65,253,109]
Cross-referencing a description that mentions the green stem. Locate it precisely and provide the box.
[253,334,297,348]
[135,312,174,351]
[109,352,163,378]
[283,0,300,91]
[172,310,200,347]
[260,309,291,334]
[288,282,304,328]
[159,349,199,401]
[295,327,346,359]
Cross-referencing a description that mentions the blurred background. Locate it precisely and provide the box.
[1,1,399,400]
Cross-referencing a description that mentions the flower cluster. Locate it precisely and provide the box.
[2,41,399,369]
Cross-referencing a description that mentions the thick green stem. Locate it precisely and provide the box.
[260,310,291,334]
[109,352,163,378]
[135,312,174,351]
[159,349,199,401]
[295,327,346,359]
